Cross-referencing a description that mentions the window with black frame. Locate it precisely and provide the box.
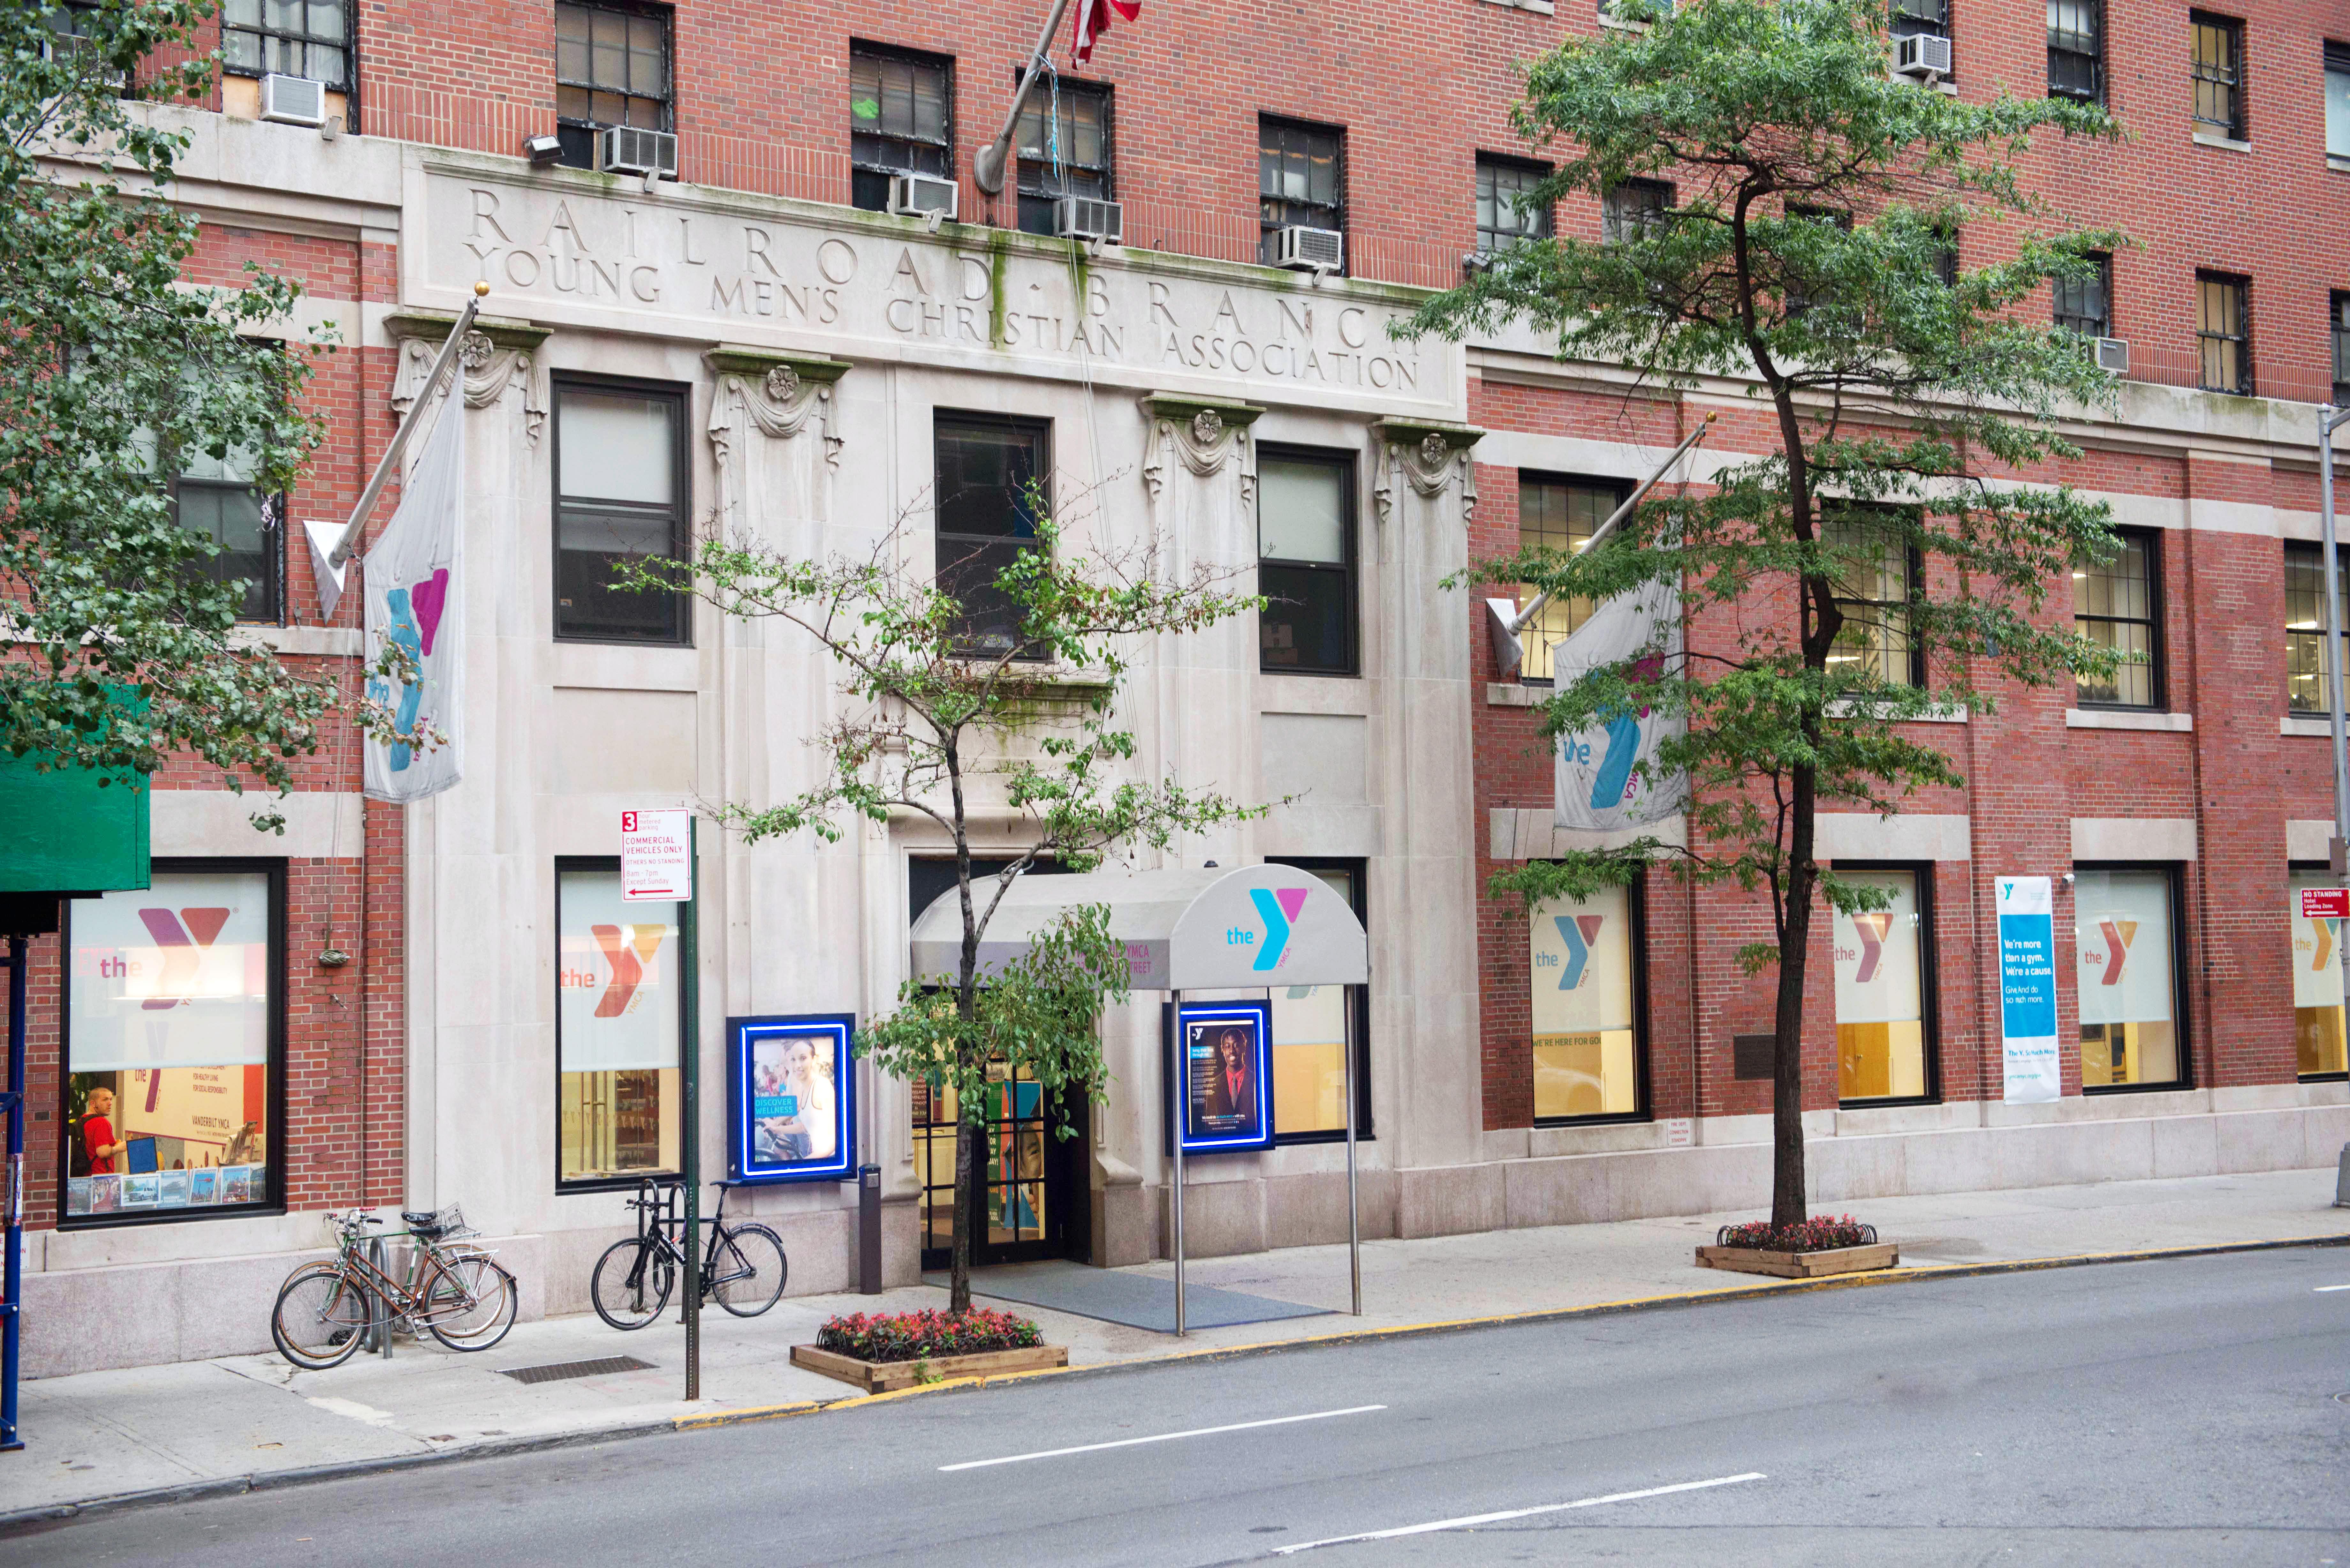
[220,0,348,88]
[851,43,952,213]
[2196,271,2252,394]
[1266,859,1372,1142]
[2328,42,2350,161]
[554,1,672,172]
[2075,866,2187,1090]
[553,378,689,645]
[934,415,1049,660]
[1890,0,1949,46]
[2054,252,2113,338]
[2332,291,2350,404]
[1476,155,1552,254]
[1259,117,1344,265]
[1015,75,1111,236]
[1601,178,1672,245]
[2191,13,2246,139]
[1516,475,1624,683]
[1258,449,1356,676]
[1530,872,1646,1122]
[556,860,682,1187]
[2047,0,2101,101]
[2284,542,2348,714]
[2073,531,2161,709]
[1823,509,1921,688]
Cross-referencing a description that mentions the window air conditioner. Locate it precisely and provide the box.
[1893,33,1954,77]
[1053,196,1123,244]
[2094,337,2130,373]
[1462,250,1493,276]
[888,172,959,221]
[1272,224,1345,274]
[259,73,328,127]
[597,126,678,179]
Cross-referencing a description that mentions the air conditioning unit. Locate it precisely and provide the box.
[888,172,959,221]
[2094,337,2129,373]
[1053,196,1123,244]
[597,125,678,179]
[259,73,328,127]
[1462,250,1493,276]
[1893,33,1954,77]
[1272,224,1345,274]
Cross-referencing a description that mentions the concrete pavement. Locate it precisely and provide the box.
[4,1165,2346,1521]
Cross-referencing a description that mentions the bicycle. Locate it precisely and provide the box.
[590,1179,788,1330]
[270,1204,518,1370]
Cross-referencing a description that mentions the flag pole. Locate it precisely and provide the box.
[327,281,490,572]
[974,0,1078,196]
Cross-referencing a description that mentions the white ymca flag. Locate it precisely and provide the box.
[363,393,465,803]
[1552,577,1686,832]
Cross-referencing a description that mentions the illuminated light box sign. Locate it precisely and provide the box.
[1164,1000,1275,1156]
[727,1014,856,1183]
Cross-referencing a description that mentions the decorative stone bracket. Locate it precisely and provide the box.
[704,345,851,472]
[385,310,551,447]
[1140,392,1266,504]
[1370,417,1485,526]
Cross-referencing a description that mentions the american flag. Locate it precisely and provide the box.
[1073,0,1140,65]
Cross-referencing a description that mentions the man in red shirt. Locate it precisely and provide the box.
[83,1085,127,1175]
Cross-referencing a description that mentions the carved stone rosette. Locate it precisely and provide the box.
[1372,419,1486,527]
[1140,393,1267,502]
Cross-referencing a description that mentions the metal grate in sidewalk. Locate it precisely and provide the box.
[496,1354,656,1385]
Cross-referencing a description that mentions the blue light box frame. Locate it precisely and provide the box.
[1165,999,1275,1156]
[728,1014,858,1184]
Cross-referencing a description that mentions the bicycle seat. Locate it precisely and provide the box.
[401,1210,444,1233]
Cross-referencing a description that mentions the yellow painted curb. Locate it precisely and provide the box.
[673,1398,821,1431]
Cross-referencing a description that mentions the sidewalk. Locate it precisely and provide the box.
[8,1166,2347,1519]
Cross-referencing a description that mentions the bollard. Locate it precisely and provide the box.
[2336,1143,2349,1209]
[858,1165,883,1294]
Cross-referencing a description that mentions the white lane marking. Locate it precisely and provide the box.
[939,1405,1387,1472]
[1272,1471,1769,1555]
[2316,1284,2350,1292]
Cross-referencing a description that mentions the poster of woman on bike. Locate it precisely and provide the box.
[727,1014,858,1183]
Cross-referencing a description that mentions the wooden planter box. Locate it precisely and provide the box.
[789,1342,1067,1394]
[1695,1241,1900,1279]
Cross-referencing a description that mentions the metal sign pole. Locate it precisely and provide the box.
[1344,985,1361,1317]
[2,934,25,1451]
[1171,988,1185,1338]
[2321,404,2350,1046]
[681,816,702,1400]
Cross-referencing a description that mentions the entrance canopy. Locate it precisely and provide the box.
[908,863,1368,991]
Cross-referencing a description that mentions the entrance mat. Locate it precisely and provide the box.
[924,1260,1331,1334]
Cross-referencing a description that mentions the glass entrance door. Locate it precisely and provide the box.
[913,1066,1088,1270]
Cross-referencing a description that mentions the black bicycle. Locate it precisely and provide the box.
[590,1179,788,1330]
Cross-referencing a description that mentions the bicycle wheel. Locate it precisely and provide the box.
[591,1237,675,1331]
[271,1263,373,1370]
[425,1251,518,1351]
[709,1224,788,1318]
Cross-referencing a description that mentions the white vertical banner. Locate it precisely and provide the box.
[1551,577,1686,831]
[363,393,465,802]
[1997,875,2062,1104]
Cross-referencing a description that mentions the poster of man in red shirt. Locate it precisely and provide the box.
[83,1084,128,1174]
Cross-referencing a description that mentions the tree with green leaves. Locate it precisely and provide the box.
[2,1,373,825]
[1407,0,2126,1229]
[631,498,1263,1311]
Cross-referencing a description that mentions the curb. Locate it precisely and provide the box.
[7,1229,2344,1532]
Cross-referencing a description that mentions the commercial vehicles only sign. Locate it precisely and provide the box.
[620,808,692,902]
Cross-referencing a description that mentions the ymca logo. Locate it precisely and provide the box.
[1850,912,1893,984]
[132,908,232,1010]
[1552,914,1605,990]
[2313,916,2339,971]
[588,923,666,1017]
[371,566,452,773]
[1245,887,1312,973]
[2094,918,2137,986]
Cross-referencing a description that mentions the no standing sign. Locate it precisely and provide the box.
[620,808,693,901]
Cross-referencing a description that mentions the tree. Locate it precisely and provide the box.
[633,497,1262,1311]
[1406,0,2125,1228]
[2,2,363,823]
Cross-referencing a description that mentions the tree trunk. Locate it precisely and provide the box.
[1772,759,1819,1231]
[949,1113,975,1314]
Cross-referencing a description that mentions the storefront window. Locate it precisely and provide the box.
[1529,881,1641,1120]
[1831,870,1931,1101]
[2075,867,2183,1089]
[63,866,278,1221]
[2289,869,2349,1078]
[556,863,682,1185]
[1269,863,1368,1139]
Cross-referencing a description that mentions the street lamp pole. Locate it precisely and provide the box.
[2320,403,2350,1049]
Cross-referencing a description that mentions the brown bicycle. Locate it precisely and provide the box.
[270,1205,517,1370]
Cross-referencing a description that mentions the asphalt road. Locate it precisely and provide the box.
[11,1248,2350,1566]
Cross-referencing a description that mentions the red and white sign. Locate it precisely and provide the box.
[620,808,693,902]
[2300,886,2350,920]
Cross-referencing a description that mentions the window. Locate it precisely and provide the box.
[851,43,952,213]
[173,402,282,626]
[2289,869,2350,1078]
[2284,542,2348,713]
[2048,0,2102,100]
[62,864,282,1223]
[2054,252,2113,338]
[2190,13,2245,139]
[2196,272,2251,394]
[2074,866,2185,1090]
[557,861,683,1187]
[1476,155,1552,254]
[1601,178,1672,245]
[2072,531,2161,708]
[1530,878,1645,1121]
[1784,204,1851,317]
[554,1,671,172]
[221,0,348,89]
[1515,476,1625,683]
[1259,117,1344,266]
[2332,290,2350,404]
[553,378,689,645]
[1832,869,1934,1102]
[1891,0,1949,44]
[1267,860,1372,1141]
[934,414,1049,660]
[2328,42,2350,161]
[1926,223,1960,287]
[1823,510,1920,688]
[1014,75,1111,237]
[1258,449,1356,675]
